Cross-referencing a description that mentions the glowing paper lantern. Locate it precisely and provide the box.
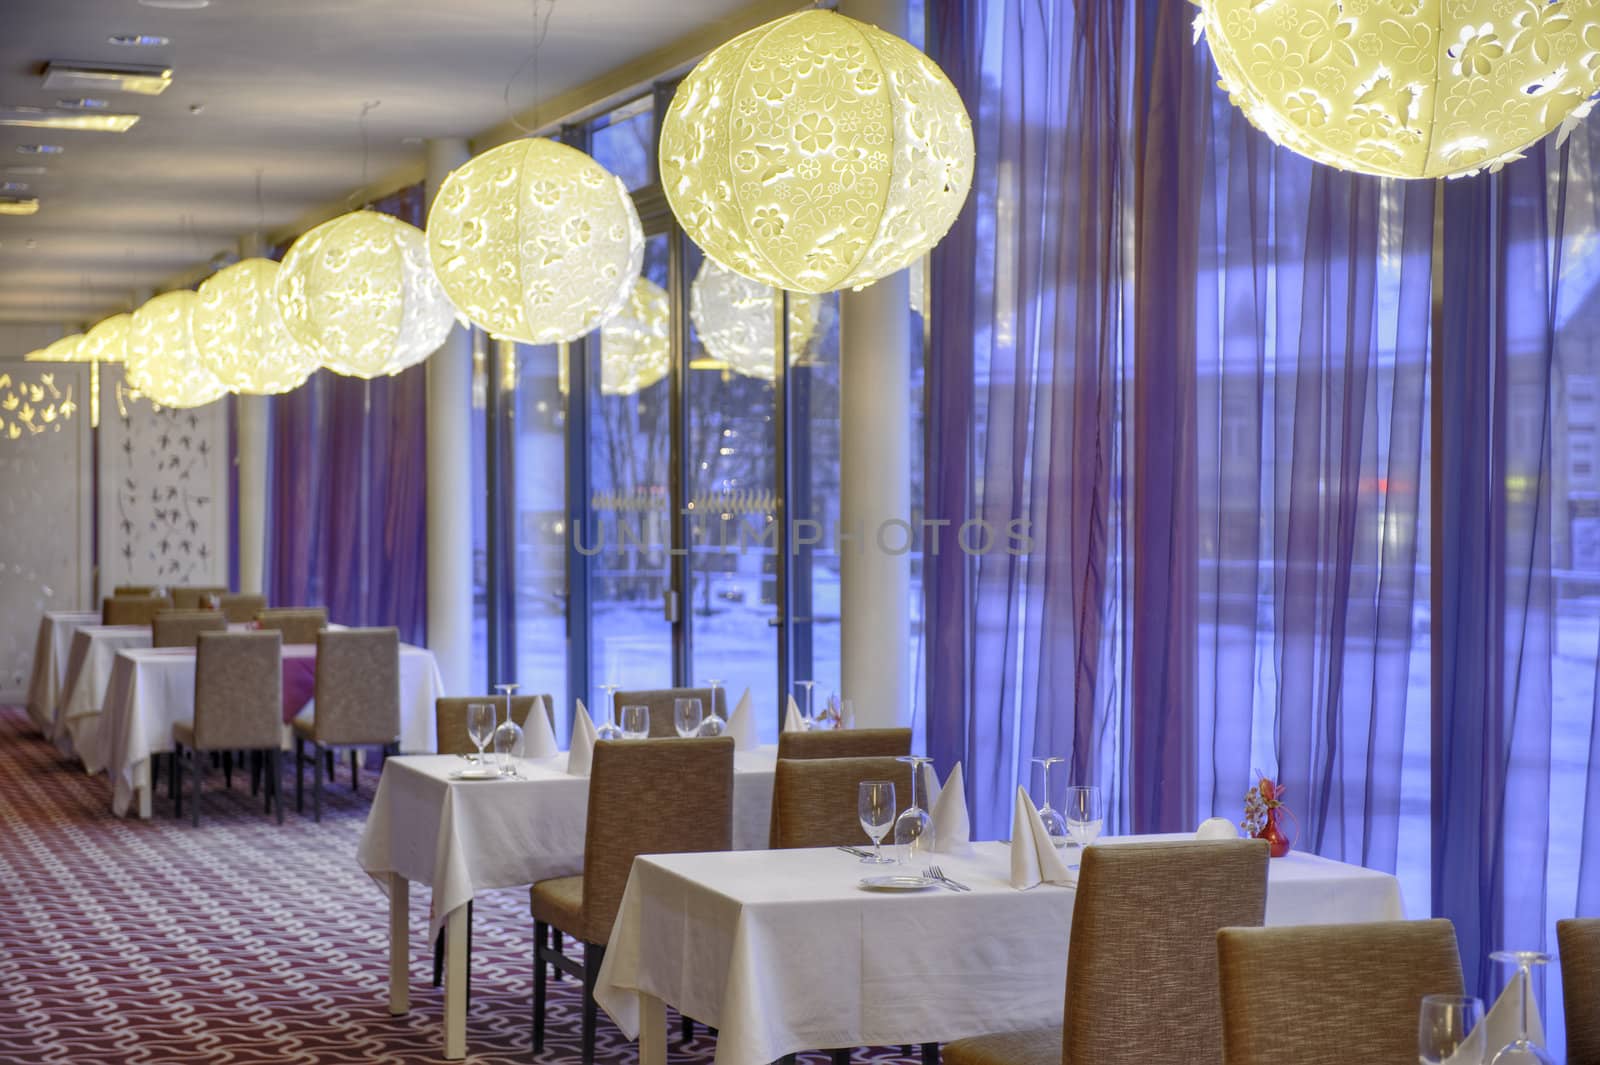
[1197,0,1600,178]
[688,258,821,381]
[427,137,644,344]
[276,210,456,379]
[659,9,973,294]
[26,333,84,362]
[600,278,670,395]
[194,258,318,395]
[127,290,228,409]
[80,313,130,363]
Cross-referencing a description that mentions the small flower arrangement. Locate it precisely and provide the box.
[815,693,843,729]
[1242,771,1293,857]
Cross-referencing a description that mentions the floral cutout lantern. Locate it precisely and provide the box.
[1196,0,1600,178]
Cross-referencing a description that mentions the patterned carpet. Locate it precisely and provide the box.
[0,706,920,1064]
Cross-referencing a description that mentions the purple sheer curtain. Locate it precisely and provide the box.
[264,186,428,644]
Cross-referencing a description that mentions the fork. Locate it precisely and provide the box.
[837,845,876,859]
[927,865,971,892]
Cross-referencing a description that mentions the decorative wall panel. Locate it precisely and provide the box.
[96,365,230,595]
[0,363,92,700]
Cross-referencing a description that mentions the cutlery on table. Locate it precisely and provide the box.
[926,865,971,892]
[836,845,875,859]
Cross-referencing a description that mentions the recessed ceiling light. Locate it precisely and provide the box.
[0,198,40,216]
[1,182,30,194]
[0,106,139,132]
[3,165,48,176]
[16,144,64,155]
[57,97,109,110]
[43,62,173,96]
[139,0,209,7]
[108,34,170,47]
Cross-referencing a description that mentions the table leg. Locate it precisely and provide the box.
[639,992,668,1065]
[137,758,152,820]
[443,904,468,1060]
[387,874,409,1016]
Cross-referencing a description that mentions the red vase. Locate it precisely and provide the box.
[1254,807,1292,858]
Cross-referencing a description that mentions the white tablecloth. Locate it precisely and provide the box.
[100,642,445,817]
[58,624,155,767]
[24,609,97,734]
[595,837,1406,1065]
[357,748,779,939]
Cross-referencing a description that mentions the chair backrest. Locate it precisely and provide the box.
[217,593,267,623]
[102,594,172,626]
[152,609,227,648]
[613,686,729,738]
[1061,840,1267,1065]
[775,727,912,760]
[172,585,228,610]
[434,695,554,756]
[114,584,154,596]
[257,606,328,645]
[312,627,400,746]
[582,737,734,942]
[770,755,914,849]
[1559,918,1600,1065]
[193,631,284,751]
[1217,919,1464,1065]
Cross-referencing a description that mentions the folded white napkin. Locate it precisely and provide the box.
[1195,816,1239,840]
[1444,970,1544,1064]
[783,694,806,733]
[1009,785,1074,889]
[522,695,559,759]
[924,762,972,855]
[725,687,758,751]
[567,699,597,776]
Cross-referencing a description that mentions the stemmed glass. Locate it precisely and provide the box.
[493,683,521,777]
[857,780,897,864]
[1419,994,1486,1065]
[596,682,622,740]
[674,697,703,738]
[698,679,726,737]
[1062,785,1104,870]
[893,755,934,864]
[795,679,816,728]
[1029,756,1068,846]
[1488,951,1555,1065]
[466,703,495,766]
[620,704,650,740]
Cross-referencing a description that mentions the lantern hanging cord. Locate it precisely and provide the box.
[348,100,382,207]
[504,0,556,136]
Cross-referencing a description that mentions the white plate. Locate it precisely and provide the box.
[858,875,938,892]
[448,767,503,781]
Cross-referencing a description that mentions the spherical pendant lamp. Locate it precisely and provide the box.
[427,137,644,344]
[194,258,319,395]
[26,333,84,362]
[1197,0,1600,178]
[127,291,228,409]
[276,210,456,379]
[600,277,670,395]
[80,313,131,363]
[688,258,822,381]
[659,9,974,294]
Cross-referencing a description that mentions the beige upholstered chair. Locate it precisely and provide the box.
[1560,918,1600,1065]
[293,627,399,821]
[172,585,228,609]
[770,755,914,850]
[103,594,172,626]
[611,686,729,738]
[152,609,227,648]
[113,584,155,596]
[944,839,1270,1065]
[776,727,912,760]
[530,738,735,1065]
[435,695,554,756]
[218,593,267,623]
[171,631,285,826]
[1217,919,1464,1065]
[256,606,328,645]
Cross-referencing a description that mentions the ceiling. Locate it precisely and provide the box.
[0,0,773,327]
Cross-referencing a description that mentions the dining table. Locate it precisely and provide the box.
[355,748,780,1061]
[24,608,98,738]
[56,623,168,765]
[593,837,1408,1065]
[98,641,444,819]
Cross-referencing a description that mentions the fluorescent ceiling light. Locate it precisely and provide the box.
[139,0,210,7]
[15,144,64,155]
[0,106,139,132]
[0,198,40,216]
[108,34,170,47]
[3,165,48,175]
[43,62,173,96]
[57,97,109,109]
[1,182,30,194]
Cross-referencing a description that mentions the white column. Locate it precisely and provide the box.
[236,234,269,595]
[840,0,913,729]
[425,138,475,696]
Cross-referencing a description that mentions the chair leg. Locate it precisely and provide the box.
[295,738,304,813]
[173,743,183,819]
[223,751,232,790]
[312,743,323,823]
[832,1051,851,1065]
[681,1015,695,1044]
[191,744,203,828]
[433,926,446,988]
[349,750,359,795]
[551,927,564,981]
[251,751,261,796]
[271,750,284,824]
[325,748,335,782]
[582,942,604,1065]
[532,919,548,1052]
[921,1044,940,1065]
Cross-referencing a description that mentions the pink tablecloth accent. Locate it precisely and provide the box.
[282,655,316,723]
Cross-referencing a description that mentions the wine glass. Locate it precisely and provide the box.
[1488,951,1555,1065]
[596,682,622,740]
[494,682,519,757]
[674,697,703,738]
[893,755,933,864]
[857,780,897,864]
[1419,994,1486,1065]
[795,679,816,728]
[1030,756,1068,846]
[466,703,495,766]
[492,716,524,778]
[620,704,650,740]
[1063,785,1104,869]
[698,679,726,737]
